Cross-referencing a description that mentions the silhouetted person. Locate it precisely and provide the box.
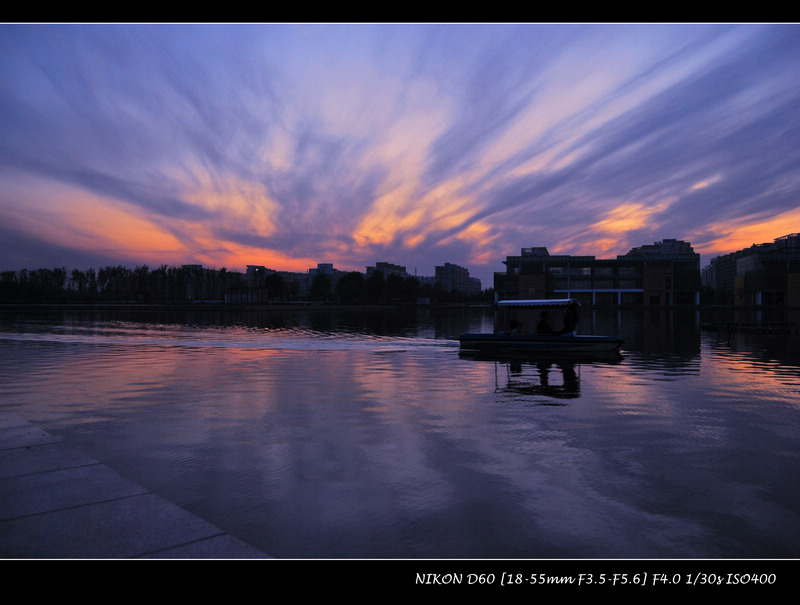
[536,311,555,335]
[556,302,580,336]
[509,319,521,336]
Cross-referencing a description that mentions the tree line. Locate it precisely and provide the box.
[308,270,490,304]
[0,265,493,305]
[0,265,234,304]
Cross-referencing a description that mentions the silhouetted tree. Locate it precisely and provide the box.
[85,268,98,300]
[0,271,20,302]
[402,276,421,303]
[366,270,386,304]
[265,272,286,301]
[386,273,404,302]
[309,272,332,302]
[335,271,366,304]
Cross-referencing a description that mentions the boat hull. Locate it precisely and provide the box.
[458,333,624,355]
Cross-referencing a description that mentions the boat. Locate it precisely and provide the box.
[458,332,624,355]
[459,298,624,356]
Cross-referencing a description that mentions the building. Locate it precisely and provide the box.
[308,263,347,290]
[495,239,701,307]
[623,239,701,306]
[365,262,408,279]
[435,262,473,294]
[246,265,268,287]
[469,277,482,296]
[706,233,800,306]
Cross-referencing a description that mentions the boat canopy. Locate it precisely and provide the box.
[497,298,581,308]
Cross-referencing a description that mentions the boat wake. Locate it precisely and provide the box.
[0,324,459,354]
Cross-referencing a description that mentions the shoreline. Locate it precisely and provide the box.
[3,302,800,312]
[0,301,494,312]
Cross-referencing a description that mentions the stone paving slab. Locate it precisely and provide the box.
[136,533,271,559]
[0,424,61,449]
[2,464,148,520]
[0,411,268,559]
[0,441,98,478]
[2,492,233,558]
[0,413,30,430]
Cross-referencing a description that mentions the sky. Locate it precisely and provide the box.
[1,23,799,287]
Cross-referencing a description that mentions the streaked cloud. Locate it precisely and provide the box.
[1,23,798,285]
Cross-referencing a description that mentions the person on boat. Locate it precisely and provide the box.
[509,319,522,336]
[556,303,579,336]
[536,311,555,335]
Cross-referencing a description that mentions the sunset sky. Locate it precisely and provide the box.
[1,23,799,286]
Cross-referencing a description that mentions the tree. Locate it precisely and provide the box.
[386,273,404,301]
[402,276,421,303]
[366,270,386,304]
[309,272,332,302]
[335,271,366,304]
[265,272,286,302]
[133,265,150,302]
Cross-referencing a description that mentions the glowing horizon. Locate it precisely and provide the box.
[2,24,799,285]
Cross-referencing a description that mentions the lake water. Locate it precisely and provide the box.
[1,306,799,559]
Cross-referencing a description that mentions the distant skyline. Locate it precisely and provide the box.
[2,23,799,287]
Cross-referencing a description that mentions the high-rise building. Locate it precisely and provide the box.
[435,262,471,293]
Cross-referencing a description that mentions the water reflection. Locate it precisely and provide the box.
[1,307,799,558]
[459,350,626,404]
[501,360,581,402]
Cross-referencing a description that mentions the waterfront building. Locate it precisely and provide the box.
[495,239,701,307]
[238,264,268,304]
[435,262,475,294]
[246,265,267,287]
[308,262,347,290]
[416,274,436,288]
[706,233,800,306]
[469,277,482,296]
[366,262,408,279]
[278,271,309,299]
[243,265,313,302]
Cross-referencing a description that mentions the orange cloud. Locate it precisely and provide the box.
[180,169,280,237]
[352,178,483,251]
[199,242,317,273]
[560,237,626,258]
[5,185,186,263]
[591,201,667,235]
[693,207,800,257]
[689,175,722,190]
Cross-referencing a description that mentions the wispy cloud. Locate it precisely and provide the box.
[1,23,798,284]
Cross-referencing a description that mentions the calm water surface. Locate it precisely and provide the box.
[1,307,799,558]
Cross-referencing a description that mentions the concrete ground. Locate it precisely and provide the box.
[0,411,269,559]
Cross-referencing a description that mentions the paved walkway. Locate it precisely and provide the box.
[0,411,269,559]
